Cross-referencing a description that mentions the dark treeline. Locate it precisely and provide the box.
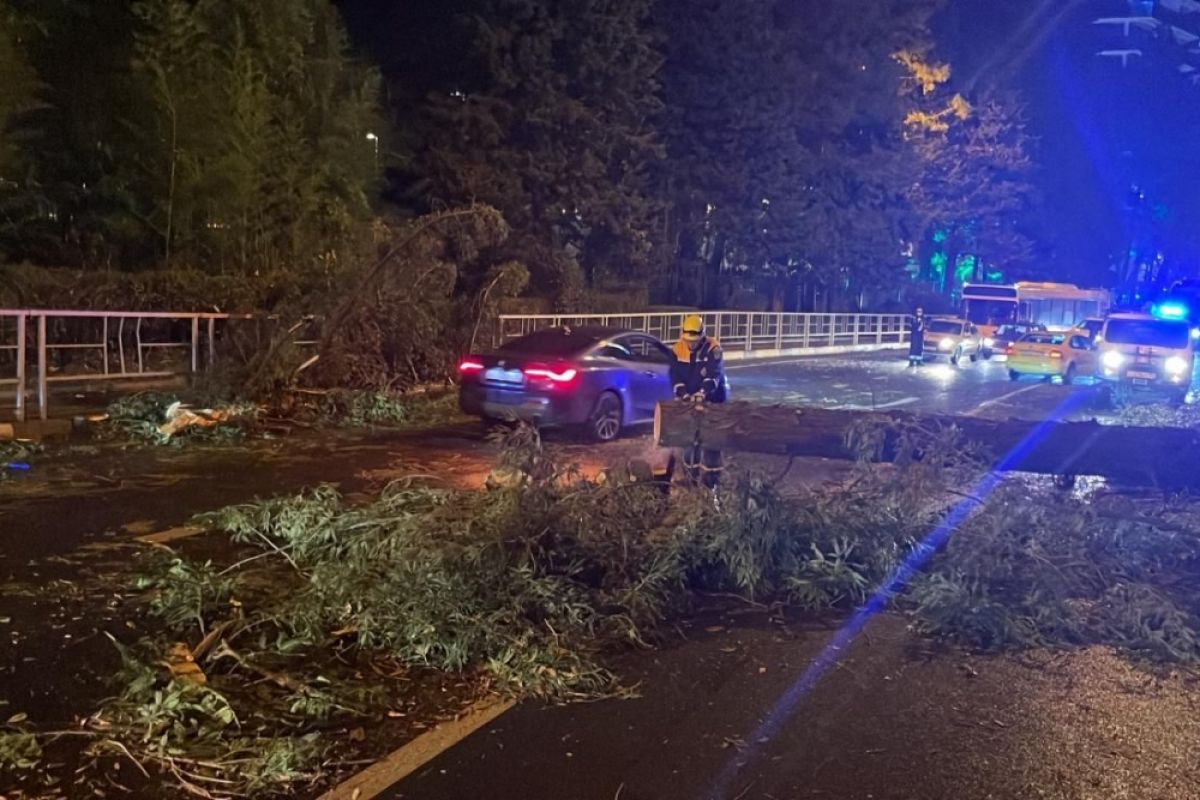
[0,0,1041,312]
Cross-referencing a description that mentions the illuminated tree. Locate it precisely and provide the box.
[900,51,1039,295]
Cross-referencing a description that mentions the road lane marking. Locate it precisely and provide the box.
[724,357,884,371]
[317,697,515,800]
[137,525,207,544]
[830,396,919,411]
[964,383,1043,416]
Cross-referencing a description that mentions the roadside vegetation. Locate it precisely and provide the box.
[8,420,1200,797]
[93,388,463,447]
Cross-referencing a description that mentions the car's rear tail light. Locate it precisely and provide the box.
[1049,350,1062,359]
[1005,343,1014,355]
[458,359,485,374]
[525,366,578,383]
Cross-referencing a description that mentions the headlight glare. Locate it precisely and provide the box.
[938,338,955,351]
[1102,350,1124,370]
[1165,356,1189,375]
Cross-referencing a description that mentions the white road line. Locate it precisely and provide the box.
[725,359,814,371]
[964,383,1043,416]
[831,396,920,411]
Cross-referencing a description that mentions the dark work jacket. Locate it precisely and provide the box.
[909,317,925,357]
[670,336,726,402]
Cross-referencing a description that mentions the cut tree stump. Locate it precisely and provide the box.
[654,400,1200,489]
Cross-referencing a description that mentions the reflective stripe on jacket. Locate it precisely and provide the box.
[670,336,725,401]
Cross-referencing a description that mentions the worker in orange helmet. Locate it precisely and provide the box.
[670,314,726,488]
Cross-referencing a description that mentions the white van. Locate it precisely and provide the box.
[1097,313,1194,403]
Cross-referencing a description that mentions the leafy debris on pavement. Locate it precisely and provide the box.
[20,418,1200,798]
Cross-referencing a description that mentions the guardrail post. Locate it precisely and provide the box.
[774,313,783,351]
[14,313,26,422]
[191,317,200,373]
[207,318,216,368]
[37,314,47,420]
[745,312,753,352]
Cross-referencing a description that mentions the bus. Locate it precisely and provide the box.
[961,282,1112,339]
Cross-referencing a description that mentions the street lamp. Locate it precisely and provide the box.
[365,132,379,169]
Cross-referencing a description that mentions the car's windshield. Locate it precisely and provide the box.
[1022,334,1064,345]
[964,299,1017,325]
[499,329,598,356]
[1104,319,1190,349]
[926,320,964,334]
[997,324,1035,337]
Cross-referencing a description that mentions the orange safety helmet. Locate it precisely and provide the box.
[681,314,705,341]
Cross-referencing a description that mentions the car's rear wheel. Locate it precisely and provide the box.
[1062,363,1077,385]
[588,392,623,442]
[1008,370,1020,382]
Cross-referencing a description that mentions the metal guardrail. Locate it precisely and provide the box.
[0,309,317,422]
[1,308,910,422]
[496,312,911,356]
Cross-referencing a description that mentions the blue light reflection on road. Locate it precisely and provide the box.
[704,388,1090,800]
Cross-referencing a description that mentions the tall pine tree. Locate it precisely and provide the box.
[422,0,665,305]
[658,0,939,310]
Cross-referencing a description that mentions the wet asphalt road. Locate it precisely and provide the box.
[726,351,1107,421]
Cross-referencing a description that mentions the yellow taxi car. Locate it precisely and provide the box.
[1005,330,1097,384]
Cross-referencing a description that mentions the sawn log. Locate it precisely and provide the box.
[654,400,1200,488]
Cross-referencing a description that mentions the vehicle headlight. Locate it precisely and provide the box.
[938,338,955,351]
[983,338,995,347]
[1165,356,1189,375]
[1192,328,1200,340]
[1102,350,1124,370]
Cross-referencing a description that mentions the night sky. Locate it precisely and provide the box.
[336,0,1200,289]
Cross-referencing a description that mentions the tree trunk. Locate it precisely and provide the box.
[654,401,1200,489]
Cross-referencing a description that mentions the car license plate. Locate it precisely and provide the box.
[485,389,508,405]
[485,367,524,385]
[1128,371,1155,380]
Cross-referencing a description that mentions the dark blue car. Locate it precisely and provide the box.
[459,326,683,442]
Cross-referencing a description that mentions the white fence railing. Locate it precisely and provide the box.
[0,309,317,422]
[1,309,909,422]
[496,312,910,357]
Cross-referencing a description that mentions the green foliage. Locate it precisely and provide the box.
[307,389,460,428]
[311,205,515,390]
[423,0,665,296]
[0,2,40,177]
[172,428,963,704]
[2,0,381,272]
[127,0,382,271]
[911,482,1200,662]
[137,558,237,631]
[0,730,42,772]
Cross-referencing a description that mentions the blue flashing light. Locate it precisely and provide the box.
[1153,302,1188,320]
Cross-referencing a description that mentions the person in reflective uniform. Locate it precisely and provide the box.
[670,314,726,488]
[908,307,926,367]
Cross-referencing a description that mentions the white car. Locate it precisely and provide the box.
[922,317,984,365]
